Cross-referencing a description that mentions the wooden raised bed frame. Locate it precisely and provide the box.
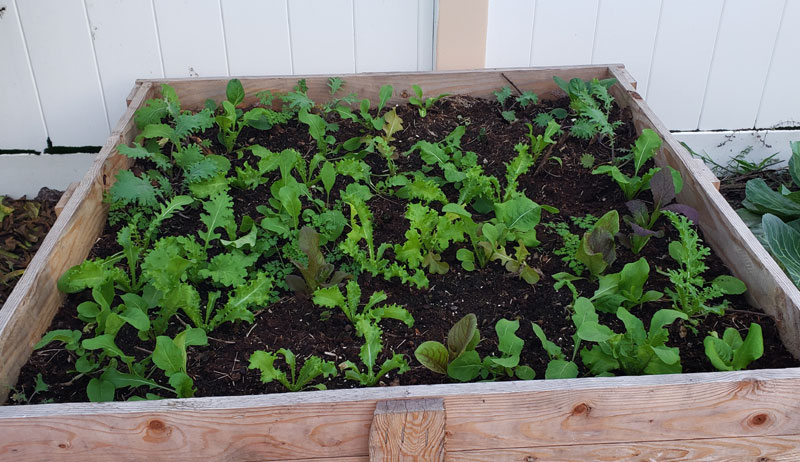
[2,65,800,461]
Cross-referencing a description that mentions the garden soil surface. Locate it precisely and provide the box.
[13,93,799,404]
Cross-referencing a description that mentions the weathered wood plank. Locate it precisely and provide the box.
[141,65,612,111]
[2,370,800,460]
[609,65,800,358]
[54,182,79,217]
[449,434,800,461]
[0,83,152,404]
[369,398,445,461]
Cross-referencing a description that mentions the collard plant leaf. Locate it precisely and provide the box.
[762,213,800,285]
[743,179,800,220]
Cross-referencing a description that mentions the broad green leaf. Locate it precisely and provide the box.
[414,341,449,374]
[447,313,478,359]
[377,85,393,113]
[531,322,565,360]
[648,309,688,338]
[34,329,82,350]
[732,323,764,371]
[631,129,662,176]
[447,350,483,382]
[577,321,615,342]
[545,360,579,379]
[320,162,336,197]
[650,345,681,365]
[515,365,536,380]
[101,368,160,390]
[762,213,800,285]
[712,275,747,295]
[616,307,646,342]
[313,286,346,310]
[745,179,800,220]
[580,346,619,376]
[119,305,150,332]
[153,336,185,376]
[169,372,195,398]
[249,350,287,384]
[495,319,523,357]
[383,108,403,138]
[87,378,115,402]
[618,257,649,301]
[82,335,134,363]
[226,78,245,106]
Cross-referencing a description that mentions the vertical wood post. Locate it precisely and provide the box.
[369,398,446,462]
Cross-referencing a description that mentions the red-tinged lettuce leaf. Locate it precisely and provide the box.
[661,204,699,223]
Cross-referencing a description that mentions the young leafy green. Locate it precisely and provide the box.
[704,323,763,371]
[249,348,337,391]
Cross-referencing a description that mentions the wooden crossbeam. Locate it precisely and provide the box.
[369,398,446,462]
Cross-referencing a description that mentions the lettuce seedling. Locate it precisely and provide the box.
[408,84,449,118]
[661,211,747,320]
[576,209,619,277]
[578,306,688,376]
[531,322,578,379]
[589,257,663,314]
[249,348,337,391]
[394,203,467,275]
[313,280,413,329]
[415,313,480,376]
[151,327,208,398]
[504,120,560,200]
[285,226,351,296]
[340,318,409,386]
[704,323,763,371]
[592,129,662,200]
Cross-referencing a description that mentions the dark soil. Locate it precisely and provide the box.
[0,188,61,307]
[13,92,799,404]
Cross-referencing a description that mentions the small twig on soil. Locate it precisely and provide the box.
[134,346,153,355]
[500,73,523,96]
[208,336,237,344]
[245,322,258,338]
[58,373,85,387]
[726,308,774,318]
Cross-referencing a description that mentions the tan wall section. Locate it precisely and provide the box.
[436,0,488,70]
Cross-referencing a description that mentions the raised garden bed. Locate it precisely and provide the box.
[2,66,800,460]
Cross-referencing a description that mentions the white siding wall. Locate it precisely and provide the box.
[485,0,798,132]
[0,0,435,151]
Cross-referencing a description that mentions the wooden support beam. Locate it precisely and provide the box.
[54,182,78,217]
[369,398,446,462]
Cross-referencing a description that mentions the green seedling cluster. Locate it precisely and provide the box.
[31,74,756,403]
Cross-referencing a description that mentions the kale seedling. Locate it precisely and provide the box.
[313,280,414,329]
[394,203,467,275]
[660,211,747,320]
[249,348,337,391]
[553,76,621,150]
[408,84,449,118]
[704,323,763,371]
[339,318,409,386]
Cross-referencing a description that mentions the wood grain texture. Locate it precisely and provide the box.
[54,183,79,217]
[449,434,800,461]
[369,398,445,461]
[610,65,800,358]
[0,83,151,404]
[698,0,784,130]
[2,370,800,460]
[645,0,724,130]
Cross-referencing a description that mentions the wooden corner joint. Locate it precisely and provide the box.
[369,398,446,461]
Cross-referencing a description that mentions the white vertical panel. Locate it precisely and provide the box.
[16,0,109,146]
[485,0,535,68]
[699,0,784,130]
[417,0,434,71]
[154,0,228,77]
[221,0,292,76]
[86,0,163,130]
[0,1,47,150]
[756,0,799,128]
[592,0,660,96]
[646,0,723,131]
[530,0,599,66]
[353,0,416,72]
[288,0,355,75]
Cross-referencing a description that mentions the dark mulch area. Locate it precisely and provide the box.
[0,188,61,307]
[12,93,799,404]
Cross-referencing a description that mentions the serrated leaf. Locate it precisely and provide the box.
[198,192,235,248]
[58,260,111,293]
[199,251,257,287]
[174,109,214,139]
[110,170,158,207]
